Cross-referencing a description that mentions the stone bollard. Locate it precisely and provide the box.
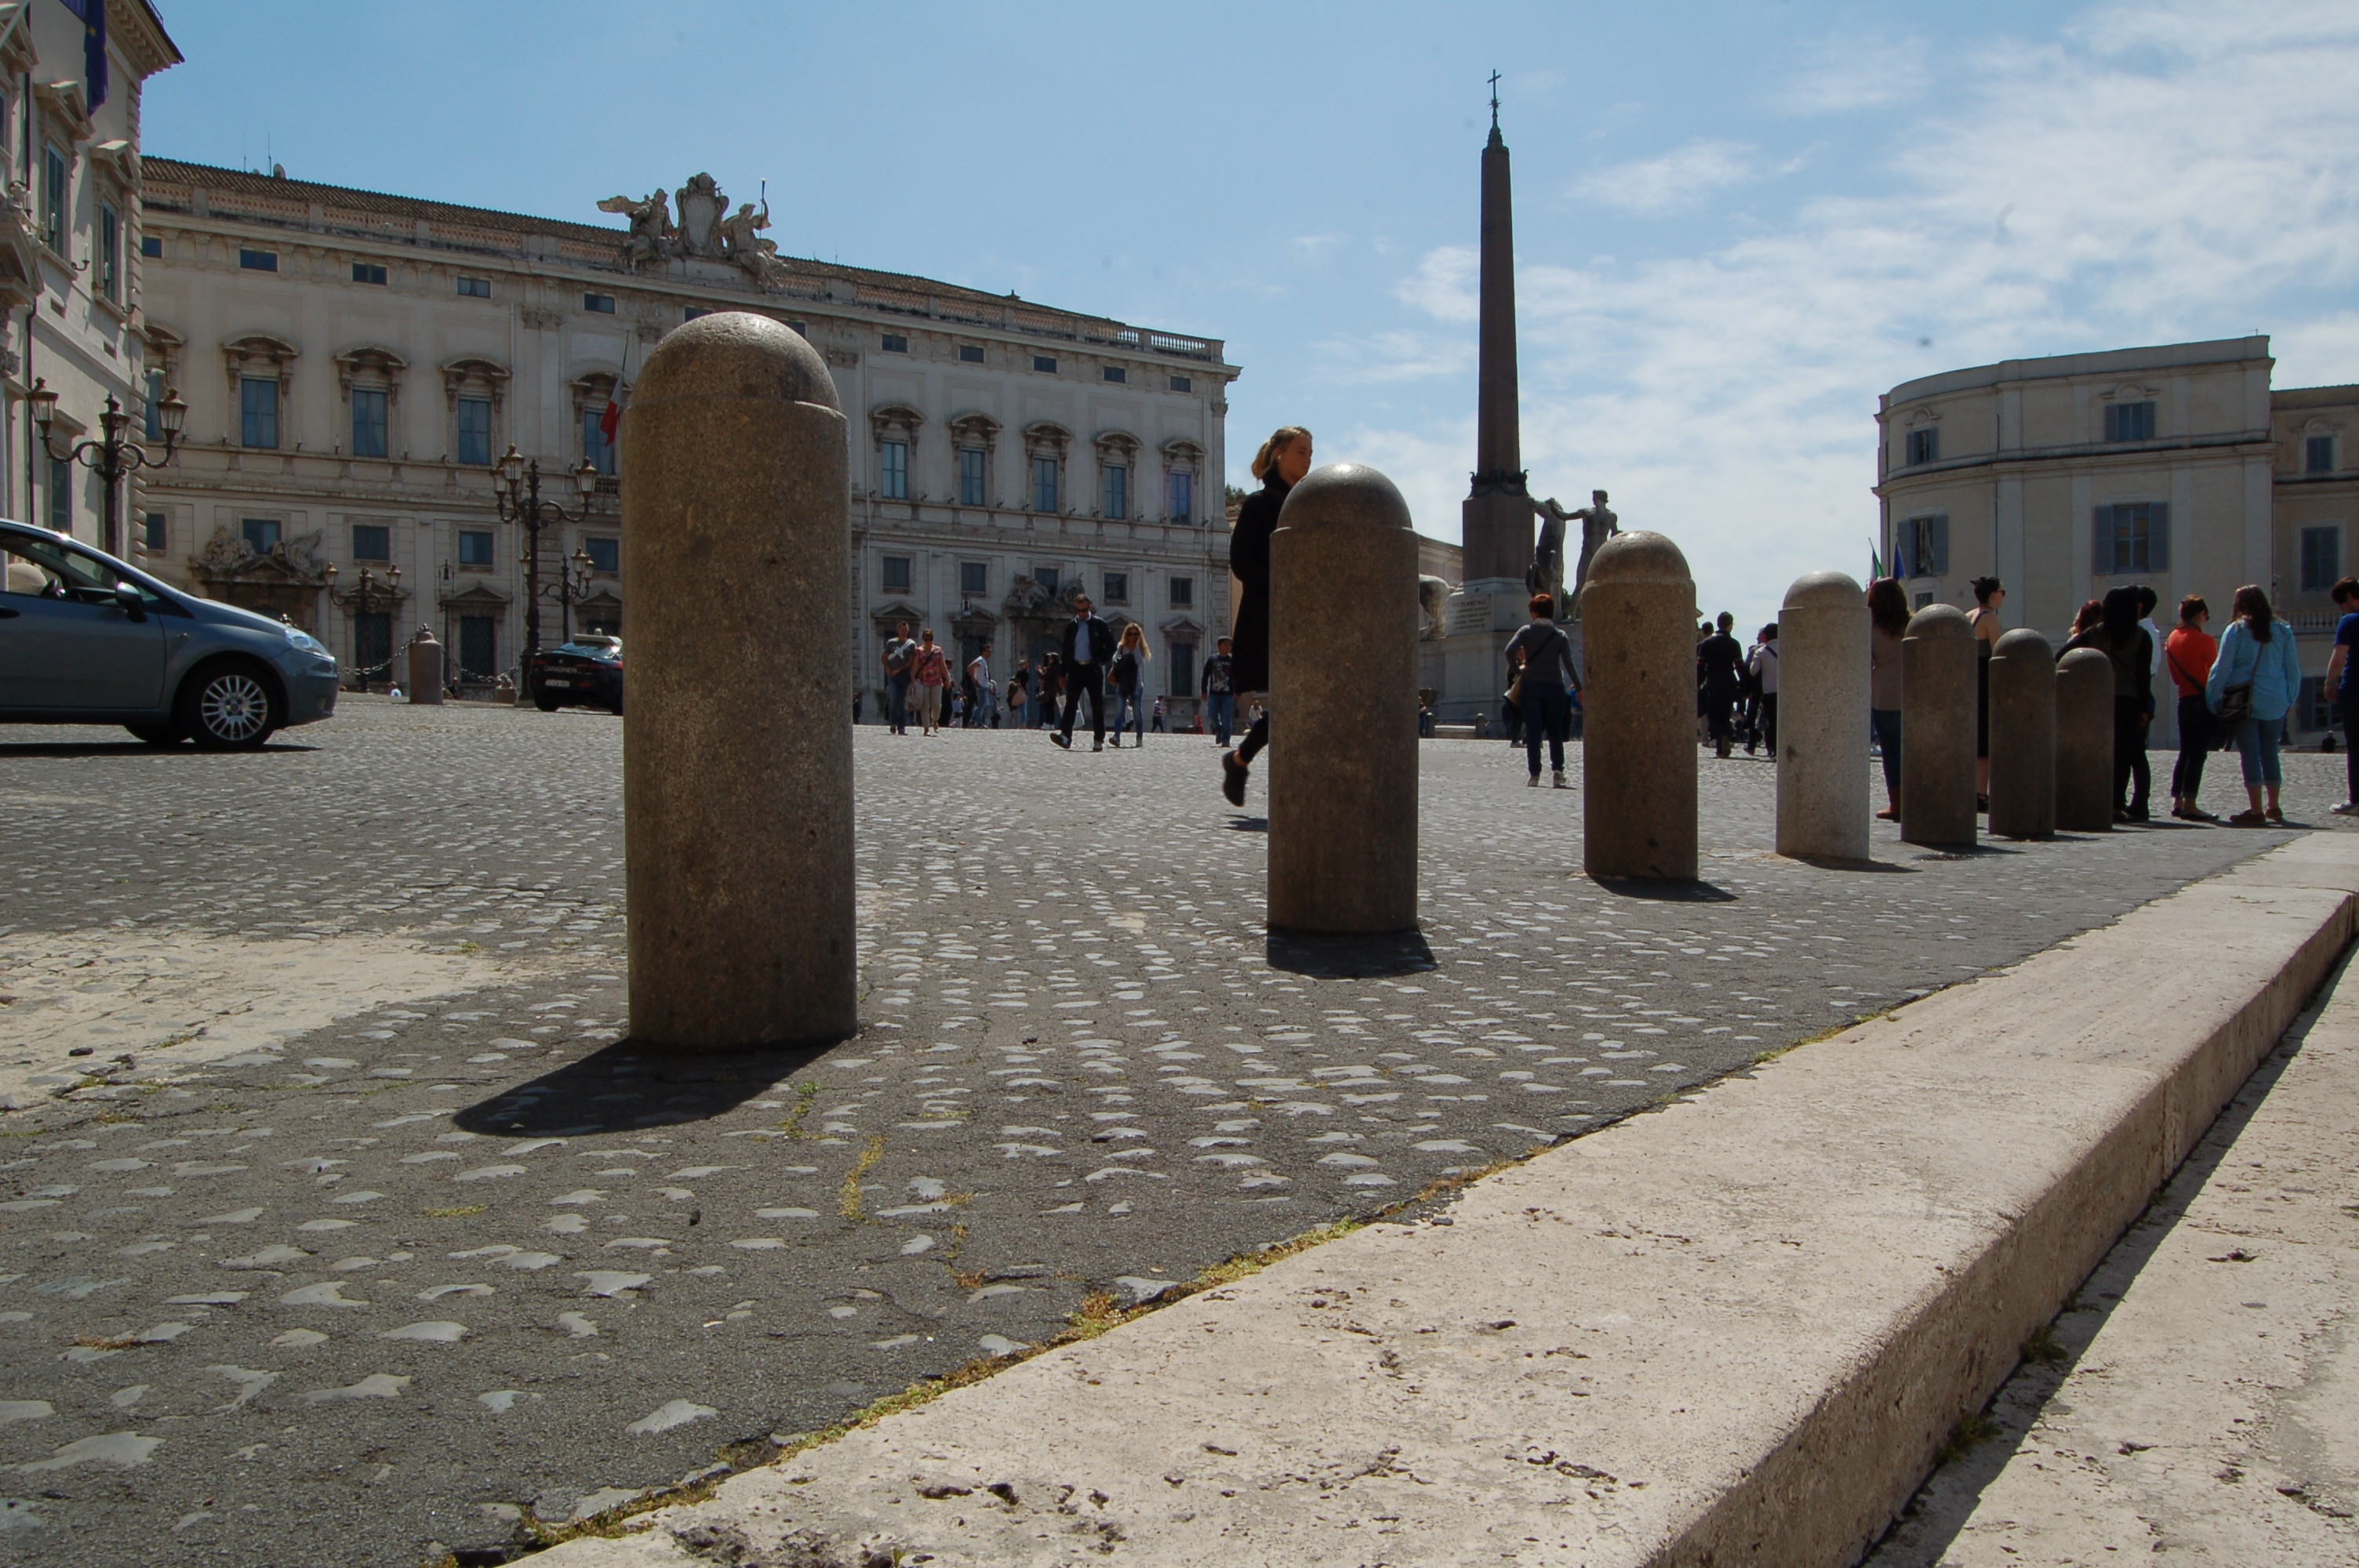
[1900,604,1978,848]
[2055,648,2116,833]
[621,313,856,1048]
[1986,629,2055,838]
[1268,463,1419,932]
[1775,571,1870,861]
[405,626,445,705]
[1581,532,1696,880]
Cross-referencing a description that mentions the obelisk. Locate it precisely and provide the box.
[1460,78,1530,588]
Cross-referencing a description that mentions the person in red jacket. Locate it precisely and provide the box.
[2163,595,2218,821]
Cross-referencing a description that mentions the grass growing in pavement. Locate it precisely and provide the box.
[838,1134,885,1220]
[776,1080,820,1139]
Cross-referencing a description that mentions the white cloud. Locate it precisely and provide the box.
[1770,34,1931,114]
[1392,245,1477,323]
[1570,140,1755,214]
[1310,329,1474,386]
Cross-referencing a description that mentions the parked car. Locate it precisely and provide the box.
[0,518,339,749]
[525,637,623,713]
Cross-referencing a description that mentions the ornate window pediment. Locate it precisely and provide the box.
[143,322,185,382]
[948,412,1000,447]
[33,81,90,144]
[1160,437,1204,468]
[1903,405,1939,426]
[333,344,409,405]
[1023,421,1073,457]
[1093,429,1141,463]
[91,140,136,188]
[223,332,298,399]
[870,403,921,445]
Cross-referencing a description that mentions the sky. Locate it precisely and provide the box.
[144,1,2359,622]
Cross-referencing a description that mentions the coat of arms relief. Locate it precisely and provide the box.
[597,173,787,290]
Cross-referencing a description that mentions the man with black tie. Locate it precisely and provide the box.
[1052,593,1112,752]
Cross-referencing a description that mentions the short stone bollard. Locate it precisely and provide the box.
[620,313,856,1048]
[405,626,445,705]
[1900,604,1978,848]
[2055,648,2116,833]
[1268,463,1419,933]
[1986,629,2055,838]
[1581,532,1697,880]
[1775,570,1870,861]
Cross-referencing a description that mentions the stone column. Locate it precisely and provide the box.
[1986,629,2055,839]
[621,314,856,1049]
[1582,532,1696,880]
[1775,571,1869,861]
[2055,648,2116,833]
[1900,604,1978,848]
[405,625,444,705]
[1268,463,1419,933]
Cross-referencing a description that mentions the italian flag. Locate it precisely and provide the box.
[600,337,632,444]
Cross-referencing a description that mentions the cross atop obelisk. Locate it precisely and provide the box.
[1462,73,1529,586]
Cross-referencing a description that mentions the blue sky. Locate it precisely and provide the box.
[145,1,2359,621]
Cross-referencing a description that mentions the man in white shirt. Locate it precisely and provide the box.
[968,641,998,728]
[1052,595,1113,751]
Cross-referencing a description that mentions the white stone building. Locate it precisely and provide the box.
[130,159,1236,710]
[0,1,180,549]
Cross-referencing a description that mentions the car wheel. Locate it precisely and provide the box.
[534,693,561,713]
[125,721,184,746]
[176,662,281,750]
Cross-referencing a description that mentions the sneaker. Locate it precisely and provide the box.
[1552,771,1569,789]
[1527,774,1539,788]
[2266,805,2284,822]
[1093,741,1104,753]
[2332,802,2359,817]
[1221,752,1248,808]
[1050,731,1071,750]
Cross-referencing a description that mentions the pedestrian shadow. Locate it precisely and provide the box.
[1264,928,1438,978]
[453,1038,839,1136]
[1586,877,1738,902]
[1224,815,1269,833]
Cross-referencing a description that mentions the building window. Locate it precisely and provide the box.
[1033,355,1056,373]
[456,397,493,467]
[2091,502,2168,574]
[2308,435,2336,474]
[881,333,907,353]
[580,405,616,476]
[584,292,616,314]
[351,388,389,459]
[1168,641,1195,699]
[881,555,912,593]
[1103,464,1127,519]
[1103,572,1129,604]
[958,345,984,364]
[1033,565,1060,593]
[98,202,120,301]
[2301,526,2341,593]
[1169,375,1191,393]
[140,234,162,259]
[457,615,496,680]
[240,377,281,448]
[46,455,71,533]
[1103,365,1127,384]
[351,523,391,561]
[142,368,165,441]
[958,448,987,506]
[1905,427,1938,466]
[960,561,988,596]
[2301,676,2340,732]
[584,535,620,574]
[880,440,909,499]
[351,261,387,285]
[40,143,65,252]
[2104,401,2156,443]
[1899,514,1949,578]
[458,530,494,568]
[241,518,282,555]
[144,512,167,552]
[1031,456,1060,512]
[238,248,278,272]
[1167,470,1194,525]
[456,275,490,298]
[684,306,711,321]
[1169,575,1194,608]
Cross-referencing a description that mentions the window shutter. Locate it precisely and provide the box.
[2147,503,2168,571]
[2092,506,2114,574]
[1927,514,1950,576]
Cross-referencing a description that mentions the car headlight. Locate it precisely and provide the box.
[282,625,329,658]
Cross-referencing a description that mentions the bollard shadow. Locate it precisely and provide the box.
[1585,876,1737,902]
[1904,841,2023,859]
[453,1038,839,1136]
[1785,854,1915,873]
[1223,815,1269,833]
[1264,927,1437,978]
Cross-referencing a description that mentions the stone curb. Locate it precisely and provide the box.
[533,834,2359,1568]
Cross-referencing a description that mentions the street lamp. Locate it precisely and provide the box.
[325,561,402,691]
[551,545,598,645]
[488,444,601,661]
[31,379,186,556]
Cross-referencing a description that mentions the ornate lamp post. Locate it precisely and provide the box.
[323,561,402,691]
[552,545,597,644]
[30,379,187,556]
[489,445,600,662]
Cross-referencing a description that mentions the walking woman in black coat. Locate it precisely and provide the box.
[1221,424,1313,807]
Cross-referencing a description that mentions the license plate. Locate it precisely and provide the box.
[544,678,573,687]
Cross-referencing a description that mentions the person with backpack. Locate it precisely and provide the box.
[1503,592,1579,788]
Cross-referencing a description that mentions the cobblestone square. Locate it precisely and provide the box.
[0,700,2343,1565]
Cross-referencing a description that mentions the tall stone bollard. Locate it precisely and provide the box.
[2055,648,2116,833]
[405,625,445,705]
[1900,604,1978,848]
[1775,571,1870,861]
[1582,532,1696,880]
[620,314,856,1048]
[1268,463,1419,932]
[1986,629,2055,839]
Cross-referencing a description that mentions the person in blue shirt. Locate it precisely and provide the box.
[2324,576,2359,815]
[2206,583,2306,825]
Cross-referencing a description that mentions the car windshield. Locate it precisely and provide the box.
[555,640,620,659]
[2,532,162,607]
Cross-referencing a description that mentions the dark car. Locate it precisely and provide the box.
[0,517,339,748]
[526,637,623,713]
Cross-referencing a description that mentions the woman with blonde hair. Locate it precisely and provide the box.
[1108,622,1152,747]
[1220,424,1313,807]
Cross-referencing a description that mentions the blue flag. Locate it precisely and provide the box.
[61,0,106,110]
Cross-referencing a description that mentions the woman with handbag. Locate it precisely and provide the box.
[2205,584,2303,825]
[2164,595,2219,822]
[1503,593,1579,788]
[1107,622,1150,747]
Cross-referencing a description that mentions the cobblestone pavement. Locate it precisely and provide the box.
[0,699,2343,1566]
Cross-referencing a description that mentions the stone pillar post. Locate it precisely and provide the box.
[1268,463,1419,933]
[620,314,856,1048]
[1900,604,1978,848]
[1986,629,2055,838]
[405,625,445,705]
[2055,648,2116,833]
[1775,571,1869,861]
[1581,532,1696,880]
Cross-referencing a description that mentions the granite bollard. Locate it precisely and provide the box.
[1901,604,1978,848]
[1987,629,2055,839]
[1775,570,1870,861]
[2055,648,2116,833]
[1268,463,1419,933]
[620,313,857,1048]
[405,625,444,705]
[1582,532,1697,880]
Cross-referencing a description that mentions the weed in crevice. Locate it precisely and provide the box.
[2022,1324,2067,1367]
[1934,1410,2001,1467]
[776,1080,820,1140]
[838,1134,885,1221]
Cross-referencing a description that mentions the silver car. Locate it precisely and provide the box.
[0,518,339,748]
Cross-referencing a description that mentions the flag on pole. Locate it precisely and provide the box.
[1870,539,1885,581]
[599,336,631,445]
[64,0,107,108]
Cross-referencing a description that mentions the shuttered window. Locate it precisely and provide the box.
[2092,503,2169,574]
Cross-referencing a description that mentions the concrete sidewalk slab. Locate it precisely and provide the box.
[533,835,2359,1567]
